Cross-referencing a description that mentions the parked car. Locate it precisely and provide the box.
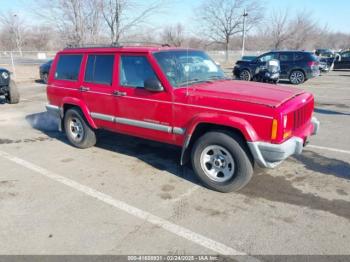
[39,60,53,84]
[333,50,350,70]
[315,49,335,72]
[46,45,319,192]
[233,51,320,85]
[0,68,20,104]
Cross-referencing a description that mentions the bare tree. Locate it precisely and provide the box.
[32,0,103,46]
[196,0,263,61]
[161,24,184,47]
[268,9,290,49]
[0,12,25,54]
[101,0,166,44]
[288,11,316,50]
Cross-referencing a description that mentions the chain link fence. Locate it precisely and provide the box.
[0,51,57,82]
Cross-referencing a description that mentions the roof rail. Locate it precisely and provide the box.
[64,42,171,49]
[64,42,122,49]
[119,41,171,47]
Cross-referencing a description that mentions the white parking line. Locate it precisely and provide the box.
[0,150,254,258]
[309,145,350,155]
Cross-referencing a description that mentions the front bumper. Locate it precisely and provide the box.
[248,117,320,168]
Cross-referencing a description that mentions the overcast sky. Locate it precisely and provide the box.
[1,0,349,33]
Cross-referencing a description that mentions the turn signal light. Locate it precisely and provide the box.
[271,119,278,140]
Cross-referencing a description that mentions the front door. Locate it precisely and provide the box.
[335,51,350,69]
[114,53,174,144]
[80,53,117,131]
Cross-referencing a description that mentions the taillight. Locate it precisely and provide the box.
[307,61,317,67]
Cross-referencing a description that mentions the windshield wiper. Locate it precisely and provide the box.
[178,79,209,87]
[207,75,228,80]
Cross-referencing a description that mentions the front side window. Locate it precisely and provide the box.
[342,52,350,58]
[259,53,277,63]
[153,50,225,88]
[120,56,158,88]
[55,54,82,81]
[279,53,294,62]
[85,55,114,85]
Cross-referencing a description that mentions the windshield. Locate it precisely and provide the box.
[153,50,226,88]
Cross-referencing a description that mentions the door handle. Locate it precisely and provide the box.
[79,86,90,92]
[113,91,127,97]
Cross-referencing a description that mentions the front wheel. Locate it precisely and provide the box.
[64,108,96,149]
[289,70,305,85]
[191,131,254,193]
[239,69,251,81]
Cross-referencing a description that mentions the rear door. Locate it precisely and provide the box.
[80,53,118,131]
[114,53,174,144]
[278,52,294,78]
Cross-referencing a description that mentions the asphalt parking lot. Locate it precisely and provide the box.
[0,71,349,257]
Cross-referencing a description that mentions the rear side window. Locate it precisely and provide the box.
[294,53,305,61]
[55,55,82,81]
[120,56,158,88]
[279,53,294,62]
[85,55,115,85]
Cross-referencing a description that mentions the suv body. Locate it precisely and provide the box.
[39,60,53,84]
[234,51,320,85]
[46,46,319,192]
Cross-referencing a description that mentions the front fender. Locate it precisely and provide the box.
[180,113,259,165]
[185,113,259,142]
[61,97,97,129]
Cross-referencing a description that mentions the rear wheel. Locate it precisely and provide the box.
[42,73,48,84]
[239,69,251,81]
[7,80,20,104]
[289,70,305,85]
[191,131,254,193]
[64,108,96,149]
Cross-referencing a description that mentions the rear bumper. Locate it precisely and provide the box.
[248,117,320,168]
[46,104,63,131]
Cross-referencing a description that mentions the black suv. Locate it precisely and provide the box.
[39,60,53,84]
[0,68,19,104]
[233,51,320,85]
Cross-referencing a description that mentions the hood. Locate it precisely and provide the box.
[189,80,305,108]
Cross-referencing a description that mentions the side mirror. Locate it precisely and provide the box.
[144,78,164,92]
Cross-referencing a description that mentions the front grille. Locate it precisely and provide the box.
[293,104,312,130]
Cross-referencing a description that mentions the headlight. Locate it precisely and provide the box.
[1,71,9,79]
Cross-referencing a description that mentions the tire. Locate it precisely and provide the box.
[191,131,254,193]
[289,70,305,85]
[64,108,96,149]
[42,73,48,84]
[239,69,251,81]
[7,80,20,104]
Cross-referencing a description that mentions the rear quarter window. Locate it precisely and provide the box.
[55,54,83,81]
[294,53,305,61]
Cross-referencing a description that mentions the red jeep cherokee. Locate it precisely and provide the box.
[46,46,320,192]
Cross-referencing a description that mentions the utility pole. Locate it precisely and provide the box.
[241,9,248,57]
